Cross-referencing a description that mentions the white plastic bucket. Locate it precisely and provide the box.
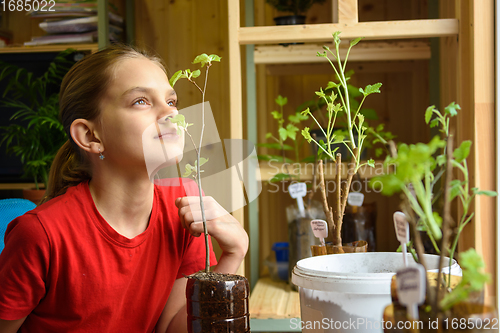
[291,252,461,333]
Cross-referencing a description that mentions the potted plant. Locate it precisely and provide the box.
[266,0,327,25]
[0,49,75,203]
[372,103,498,332]
[169,54,250,333]
[299,31,382,253]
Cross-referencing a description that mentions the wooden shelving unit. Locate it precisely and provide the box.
[228,0,497,329]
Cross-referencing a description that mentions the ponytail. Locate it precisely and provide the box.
[40,140,91,204]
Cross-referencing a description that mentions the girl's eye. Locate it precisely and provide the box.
[133,97,148,105]
[167,100,177,107]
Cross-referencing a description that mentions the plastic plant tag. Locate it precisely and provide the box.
[289,182,307,217]
[393,211,410,267]
[310,219,328,246]
[396,264,426,320]
[347,192,364,206]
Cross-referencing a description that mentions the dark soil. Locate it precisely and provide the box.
[188,271,247,282]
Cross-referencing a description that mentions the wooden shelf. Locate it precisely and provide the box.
[249,277,300,320]
[239,19,458,45]
[255,40,431,64]
[0,44,99,54]
[0,183,45,190]
[258,161,386,181]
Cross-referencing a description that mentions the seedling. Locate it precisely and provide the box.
[300,32,382,248]
[169,53,221,273]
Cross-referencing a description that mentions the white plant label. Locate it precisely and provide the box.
[289,182,307,217]
[310,219,328,246]
[396,265,426,320]
[393,211,410,267]
[347,192,364,206]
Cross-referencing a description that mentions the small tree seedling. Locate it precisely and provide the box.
[169,53,221,273]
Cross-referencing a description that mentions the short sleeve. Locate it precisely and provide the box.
[0,214,50,320]
[176,234,218,279]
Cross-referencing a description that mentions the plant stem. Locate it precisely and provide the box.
[318,160,335,243]
[436,135,454,313]
[335,153,342,246]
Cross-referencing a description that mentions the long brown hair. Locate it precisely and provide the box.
[41,44,166,204]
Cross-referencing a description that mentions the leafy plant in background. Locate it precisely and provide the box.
[266,0,327,16]
[371,102,496,314]
[297,70,395,161]
[257,95,309,183]
[300,32,382,248]
[0,49,75,189]
[169,53,221,273]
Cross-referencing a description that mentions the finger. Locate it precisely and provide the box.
[178,196,228,220]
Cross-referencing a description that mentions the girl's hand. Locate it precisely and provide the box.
[175,196,248,260]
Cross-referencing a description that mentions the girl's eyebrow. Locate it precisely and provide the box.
[121,87,177,98]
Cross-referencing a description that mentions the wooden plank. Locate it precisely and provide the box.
[249,277,301,319]
[0,44,99,53]
[338,0,358,24]
[238,19,459,45]
[472,0,496,306]
[254,41,431,64]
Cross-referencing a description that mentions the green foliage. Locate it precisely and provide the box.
[182,158,209,178]
[371,103,497,310]
[265,0,327,16]
[300,32,383,174]
[440,249,491,311]
[0,49,75,189]
[258,95,309,182]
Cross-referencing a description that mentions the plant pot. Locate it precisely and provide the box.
[186,272,250,333]
[310,240,368,256]
[22,189,45,205]
[291,252,461,333]
[273,15,306,46]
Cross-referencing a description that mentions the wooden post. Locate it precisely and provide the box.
[338,0,358,24]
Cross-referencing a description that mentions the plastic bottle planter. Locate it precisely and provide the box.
[186,272,250,333]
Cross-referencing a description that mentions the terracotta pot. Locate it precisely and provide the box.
[186,272,250,333]
[22,189,46,205]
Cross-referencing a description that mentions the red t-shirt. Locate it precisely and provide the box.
[0,179,217,332]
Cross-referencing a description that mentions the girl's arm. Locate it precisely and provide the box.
[0,317,26,332]
[156,278,188,333]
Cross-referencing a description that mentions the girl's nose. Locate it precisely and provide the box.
[160,108,178,123]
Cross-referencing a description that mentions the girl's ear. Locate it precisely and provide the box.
[70,119,102,154]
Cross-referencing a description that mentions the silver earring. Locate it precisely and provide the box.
[98,148,105,160]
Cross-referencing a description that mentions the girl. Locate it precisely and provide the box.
[0,44,248,332]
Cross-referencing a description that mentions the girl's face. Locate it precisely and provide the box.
[97,57,184,177]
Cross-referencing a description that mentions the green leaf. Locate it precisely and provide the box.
[265,132,273,139]
[288,112,308,123]
[326,81,340,90]
[302,127,312,143]
[271,110,281,120]
[169,70,184,87]
[278,127,288,141]
[275,95,288,107]
[359,83,382,97]
[472,188,497,197]
[367,159,375,168]
[453,140,472,163]
[350,37,363,47]
[286,124,299,140]
[429,118,439,128]
[425,105,435,124]
[192,53,210,67]
[301,108,311,117]
[208,54,221,63]
[444,101,460,116]
[183,163,196,177]
[191,69,201,79]
[449,179,463,201]
[360,108,378,120]
[436,154,446,166]
[375,148,384,157]
[269,172,297,183]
